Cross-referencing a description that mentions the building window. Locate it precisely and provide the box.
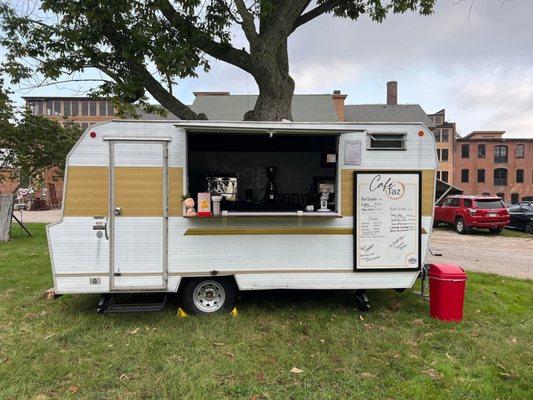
[441,171,449,183]
[63,101,70,117]
[436,171,441,180]
[98,101,107,116]
[516,169,524,183]
[435,116,443,125]
[437,149,441,160]
[441,129,449,142]
[461,144,469,158]
[89,101,97,116]
[44,99,61,116]
[461,169,469,183]
[441,149,449,162]
[71,101,79,116]
[516,144,524,158]
[434,130,440,142]
[494,168,507,186]
[497,192,505,202]
[477,169,485,183]
[477,144,485,158]
[27,100,44,115]
[81,101,89,116]
[107,101,114,116]
[511,193,520,204]
[494,145,508,163]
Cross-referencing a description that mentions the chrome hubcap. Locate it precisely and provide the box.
[192,281,225,313]
[457,220,463,231]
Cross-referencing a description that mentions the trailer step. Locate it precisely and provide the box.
[97,294,168,314]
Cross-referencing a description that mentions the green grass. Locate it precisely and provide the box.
[435,224,532,238]
[1,224,532,399]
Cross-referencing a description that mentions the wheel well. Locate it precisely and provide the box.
[455,215,464,222]
[177,275,238,294]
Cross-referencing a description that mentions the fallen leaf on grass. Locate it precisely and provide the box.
[425,368,442,380]
[511,337,517,344]
[213,342,225,346]
[499,372,514,380]
[319,339,325,343]
[225,352,234,358]
[256,372,265,382]
[359,315,364,321]
[129,327,140,335]
[411,318,424,325]
[290,367,303,374]
[44,334,55,340]
[68,385,78,394]
[359,372,375,379]
[119,374,128,380]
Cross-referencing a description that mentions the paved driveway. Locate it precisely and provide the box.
[427,228,532,280]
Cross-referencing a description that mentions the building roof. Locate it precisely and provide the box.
[344,104,434,127]
[462,130,505,139]
[190,94,339,122]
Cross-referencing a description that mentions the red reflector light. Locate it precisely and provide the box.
[89,131,96,138]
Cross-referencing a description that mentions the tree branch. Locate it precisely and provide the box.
[291,0,342,33]
[100,22,204,120]
[158,0,253,73]
[234,0,258,44]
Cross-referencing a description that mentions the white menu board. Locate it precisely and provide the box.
[354,171,421,270]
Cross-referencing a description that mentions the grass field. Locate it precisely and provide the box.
[1,224,532,399]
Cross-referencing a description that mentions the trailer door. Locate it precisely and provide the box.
[107,138,170,291]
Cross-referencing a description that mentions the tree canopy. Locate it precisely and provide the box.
[0,1,436,121]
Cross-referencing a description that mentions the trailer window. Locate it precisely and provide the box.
[367,133,406,150]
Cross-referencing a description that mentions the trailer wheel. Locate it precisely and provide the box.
[180,277,236,315]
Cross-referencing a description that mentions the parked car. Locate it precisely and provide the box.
[507,203,533,234]
[434,195,510,234]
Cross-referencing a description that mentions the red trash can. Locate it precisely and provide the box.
[428,263,467,322]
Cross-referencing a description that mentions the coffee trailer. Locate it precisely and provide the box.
[47,120,437,313]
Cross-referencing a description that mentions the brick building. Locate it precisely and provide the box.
[454,131,533,204]
[427,109,457,185]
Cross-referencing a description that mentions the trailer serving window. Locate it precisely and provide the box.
[186,132,339,216]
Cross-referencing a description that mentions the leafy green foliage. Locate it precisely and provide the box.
[0,107,80,189]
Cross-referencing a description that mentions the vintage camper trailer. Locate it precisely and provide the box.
[47,120,437,314]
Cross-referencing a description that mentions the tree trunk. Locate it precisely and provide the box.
[244,38,294,121]
[0,194,14,242]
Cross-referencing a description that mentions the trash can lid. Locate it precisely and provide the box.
[428,263,467,280]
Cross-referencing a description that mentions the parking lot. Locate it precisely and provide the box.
[427,228,532,279]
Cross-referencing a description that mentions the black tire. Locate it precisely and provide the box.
[180,277,237,315]
[489,227,503,234]
[526,222,533,234]
[455,217,469,234]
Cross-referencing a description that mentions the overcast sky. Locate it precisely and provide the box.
[6,0,533,137]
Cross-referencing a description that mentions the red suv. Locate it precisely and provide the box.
[434,195,510,234]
